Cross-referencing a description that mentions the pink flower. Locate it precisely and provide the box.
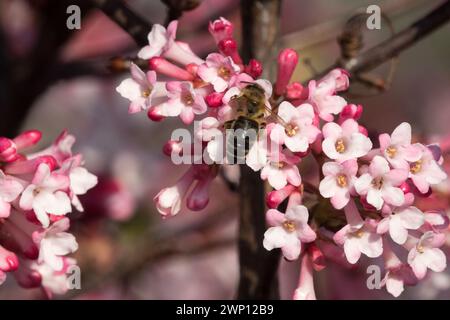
[270,102,320,153]
[260,149,302,190]
[408,144,447,193]
[377,194,425,244]
[407,231,447,279]
[318,68,349,92]
[160,81,207,124]
[195,117,224,163]
[263,205,316,260]
[19,163,71,227]
[322,119,372,162]
[32,218,78,271]
[138,21,203,65]
[208,17,234,44]
[307,74,348,121]
[379,122,422,169]
[293,254,316,300]
[319,159,358,209]
[116,63,163,114]
[197,53,240,92]
[355,155,407,210]
[0,171,24,218]
[334,218,383,264]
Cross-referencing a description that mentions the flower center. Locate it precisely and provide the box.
[386,146,397,158]
[271,162,285,169]
[351,229,364,238]
[141,88,152,98]
[371,177,383,189]
[335,138,346,153]
[282,220,296,232]
[417,244,425,254]
[218,66,231,80]
[410,160,422,174]
[33,188,41,196]
[285,124,298,137]
[336,174,347,187]
[182,93,194,106]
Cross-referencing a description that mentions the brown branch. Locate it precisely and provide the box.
[315,0,450,79]
[90,0,154,47]
[238,0,282,300]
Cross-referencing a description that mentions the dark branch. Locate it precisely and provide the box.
[316,0,450,78]
[90,0,153,47]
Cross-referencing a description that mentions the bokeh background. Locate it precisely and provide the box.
[0,0,449,299]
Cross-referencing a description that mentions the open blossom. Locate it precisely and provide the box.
[334,218,383,264]
[33,218,78,271]
[208,17,234,44]
[355,156,407,210]
[322,119,372,162]
[0,171,23,218]
[408,143,447,193]
[270,102,320,153]
[138,22,177,59]
[319,159,357,209]
[407,231,447,279]
[260,149,302,190]
[197,53,240,92]
[379,122,422,169]
[116,63,163,114]
[307,72,348,121]
[19,163,71,227]
[160,81,207,124]
[377,194,425,244]
[263,205,316,260]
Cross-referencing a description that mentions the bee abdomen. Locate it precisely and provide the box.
[225,117,259,164]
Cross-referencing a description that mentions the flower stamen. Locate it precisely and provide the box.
[335,138,346,153]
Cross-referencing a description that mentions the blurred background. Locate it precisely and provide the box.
[0,0,449,299]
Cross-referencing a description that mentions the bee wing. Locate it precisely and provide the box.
[263,102,289,128]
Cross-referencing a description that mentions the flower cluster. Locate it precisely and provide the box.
[0,130,97,297]
[116,18,449,298]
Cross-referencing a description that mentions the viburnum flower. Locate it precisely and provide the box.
[19,163,72,227]
[116,63,163,114]
[307,71,348,121]
[408,143,447,193]
[378,122,422,169]
[0,171,23,218]
[355,155,408,210]
[263,204,316,260]
[407,231,447,279]
[160,81,208,124]
[377,194,425,244]
[260,149,302,190]
[116,17,450,299]
[322,119,372,162]
[0,130,96,296]
[33,218,78,271]
[319,159,358,209]
[197,53,240,92]
[270,102,320,153]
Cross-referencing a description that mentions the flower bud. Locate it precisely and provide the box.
[205,92,224,108]
[244,59,263,79]
[149,57,194,81]
[275,48,299,96]
[208,17,234,44]
[218,38,242,65]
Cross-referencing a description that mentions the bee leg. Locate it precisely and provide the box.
[223,120,234,130]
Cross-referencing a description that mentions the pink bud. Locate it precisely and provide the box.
[205,92,224,108]
[285,82,308,101]
[149,57,194,81]
[147,106,165,122]
[399,181,411,194]
[275,48,299,96]
[208,17,234,44]
[358,125,368,136]
[0,137,18,162]
[308,244,326,272]
[0,246,19,272]
[163,140,183,157]
[186,179,210,211]
[14,269,42,289]
[13,130,42,150]
[218,38,242,65]
[185,63,199,75]
[339,104,363,123]
[4,155,57,175]
[244,59,263,79]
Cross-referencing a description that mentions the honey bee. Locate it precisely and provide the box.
[224,83,286,164]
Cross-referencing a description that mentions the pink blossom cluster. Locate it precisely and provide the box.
[0,130,97,297]
[116,18,449,298]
